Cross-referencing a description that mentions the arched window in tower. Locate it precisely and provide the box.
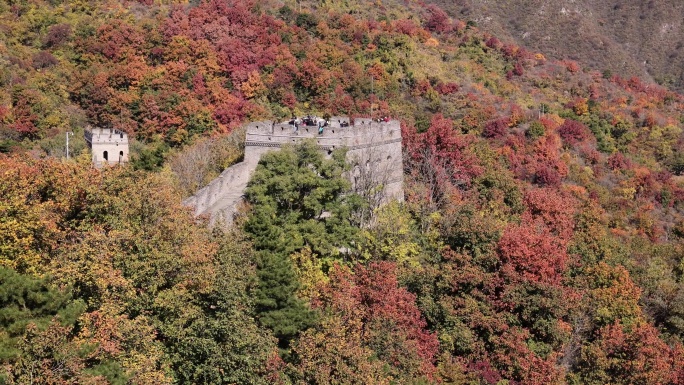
[103,151,108,161]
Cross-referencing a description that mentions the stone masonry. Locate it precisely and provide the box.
[183,117,404,225]
[85,127,129,168]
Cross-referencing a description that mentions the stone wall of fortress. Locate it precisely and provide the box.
[183,117,403,225]
[85,127,129,168]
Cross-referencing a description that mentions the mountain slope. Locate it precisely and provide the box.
[2,1,684,383]
[430,0,684,90]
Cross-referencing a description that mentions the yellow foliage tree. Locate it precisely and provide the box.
[241,70,266,99]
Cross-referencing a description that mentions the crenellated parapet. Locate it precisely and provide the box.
[184,117,403,226]
[244,119,400,149]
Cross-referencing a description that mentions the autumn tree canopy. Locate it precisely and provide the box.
[3,0,684,383]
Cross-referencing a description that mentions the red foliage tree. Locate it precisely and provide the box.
[557,119,590,146]
[43,24,71,47]
[483,118,509,139]
[498,223,568,285]
[435,81,459,95]
[32,51,58,69]
[94,20,145,61]
[314,262,439,380]
[523,187,576,240]
[498,187,575,285]
[424,5,451,33]
[513,61,524,76]
[501,43,520,58]
[485,36,502,50]
[576,321,678,384]
[394,19,419,36]
[404,115,483,207]
[533,164,562,187]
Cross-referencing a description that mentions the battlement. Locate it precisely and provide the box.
[84,127,129,145]
[244,118,401,152]
[85,127,129,168]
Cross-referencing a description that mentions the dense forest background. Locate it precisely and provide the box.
[3,0,684,384]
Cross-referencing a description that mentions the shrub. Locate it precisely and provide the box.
[534,165,561,187]
[425,5,451,33]
[43,24,71,47]
[607,152,631,170]
[526,121,546,139]
[558,119,590,145]
[32,51,58,69]
[483,118,508,138]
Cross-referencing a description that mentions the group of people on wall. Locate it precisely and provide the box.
[289,115,327,134]
[287,115,392,134]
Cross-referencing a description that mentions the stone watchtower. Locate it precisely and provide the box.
[183,117,404,225]
[84,127,129,168]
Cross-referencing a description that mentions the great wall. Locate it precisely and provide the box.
[182,116,404,225]
[84,127,129,168]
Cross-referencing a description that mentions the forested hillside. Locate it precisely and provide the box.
[429,0,684,91]
[3,0,684,384]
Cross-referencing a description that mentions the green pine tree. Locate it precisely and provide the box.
[0,267,85,381]
[243,140,362,355]
[161,231,277,384]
